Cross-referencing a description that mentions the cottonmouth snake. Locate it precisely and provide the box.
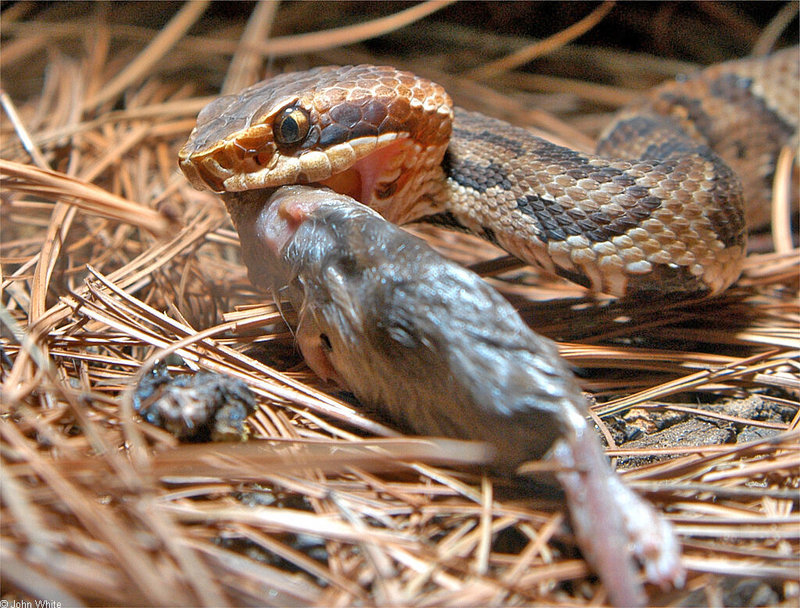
[179,49,798,297]
[177,50,796,607]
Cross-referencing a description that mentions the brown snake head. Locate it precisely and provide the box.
[179,65,453,223]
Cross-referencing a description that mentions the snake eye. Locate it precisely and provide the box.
[274,105,310,146]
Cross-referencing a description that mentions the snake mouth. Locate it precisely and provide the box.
[190,132,407,199]
[183,127,432,227]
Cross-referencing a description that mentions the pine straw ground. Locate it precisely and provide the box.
[1,2,798,607]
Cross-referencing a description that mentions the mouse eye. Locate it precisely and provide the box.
[274,105,310,147]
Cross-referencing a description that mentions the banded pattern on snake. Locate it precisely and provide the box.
[179,48,798,297]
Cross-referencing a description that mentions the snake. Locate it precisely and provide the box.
[175,52,797,606]
[179,48,798,298]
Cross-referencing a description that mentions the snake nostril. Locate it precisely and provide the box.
[213,149,238,172]
[193,159,228,193]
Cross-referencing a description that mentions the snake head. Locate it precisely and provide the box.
[179,65,453,223]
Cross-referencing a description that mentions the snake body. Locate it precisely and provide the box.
[179,49,798,297]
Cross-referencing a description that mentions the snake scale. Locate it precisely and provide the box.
[180,48,798,297]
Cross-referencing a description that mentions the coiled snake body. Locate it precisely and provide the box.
[180,49,798,297]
